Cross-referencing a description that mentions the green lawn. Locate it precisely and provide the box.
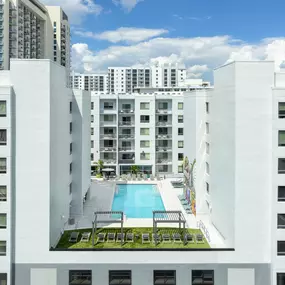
[56,227,210,249]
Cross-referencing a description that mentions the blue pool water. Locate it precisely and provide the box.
[111,184,165,218]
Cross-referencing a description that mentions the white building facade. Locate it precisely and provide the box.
[91,92,185,176]
[0,59,90,285]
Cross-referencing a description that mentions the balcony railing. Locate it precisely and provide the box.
[156,122,172,126]
[156,134,172,139]
[156,109,172,114]
[100,121,117,126]
[103,160,116,164]
[100,108,116,113]
[119,109,134,114]
[119,159,135,164]
[119,134,134,139]
[156,147,172,152]
[119,148,135,152]
[119,121,135,127]
[156,159,172,165]
[100,147,116,152]
[100,134,116,139]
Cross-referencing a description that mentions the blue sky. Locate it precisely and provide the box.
[43,0,285,80]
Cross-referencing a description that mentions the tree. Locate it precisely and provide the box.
[97,160,104,175]
[190,159,196,187]
[130,165,139,174]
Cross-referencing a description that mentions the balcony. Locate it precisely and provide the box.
[100,121,117,127]
[156,159,172,165]
[119,121,135,127]
[156,134,172,139]
[156,121,172,127]
[100,134,116,139]
[156,147,172,152]
[100,108,116,114]
[119,159,135,164]
[156,109,172,114]
[103,159,117,165]
[119,134,134,140]
[100,147,116,152]
[119,147,135,152]
[119,109,134,114]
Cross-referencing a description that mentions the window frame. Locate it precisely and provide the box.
[278,241,285,255]
[178,128,184,136]
[0,129,7,145]
[278,214,285,229]
[109,270,131,285]
[0,101,6,117]
[279,102,285,119]
[178,141,184,148]
[153,270,176,285]
[178,115,183,123]
[0,186,7,202]
[69,270,92,285]
[0,213,6,229]
[278,158,285,174]
[178,102,183,110]
[0,158,7,174]
[140,128,150,136]
[191,270,214,285]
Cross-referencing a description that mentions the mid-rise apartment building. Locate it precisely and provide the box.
[0,0,70,85]
[0,59,90,285]
[91,92,185,175]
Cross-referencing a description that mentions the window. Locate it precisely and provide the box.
[53,51,56,56]
[206,182,209,193]
[140,102,150,110]
[91,140,94,148]
[178,153,184,161]
[104,115,113,122]
[140,141,150,148]
[91,128,94,135]
[279,102,285,118]
[206,123,209,134]
[69,163,72,174]
[54,39,57,45]
[206,142,210,154]
[91,154,94,161]
[140,152,150,160]
[279,131,285,146]
[69,122,72,134]
[277,273,285,285]
[158,102,168,110]
[0,186,6,202]
[154,271,176,285]
[122,104,131,110]
[91,102,94,110]
[140,115,150,123]
[140,128,150,135]
[0,274,7,284]
[278,186,285,201]
[109,271,131,285]
[178,128,183,135]
[178,102,183,110]
[178,115,183,123]
[278,214,285,229]
[278,241,285,255]
[91,115,94,123]
[178,141,184,148]
[192,270,214,285]
[178,165,183,173]
[279,158,285,174]
[54,57,57,62]
[206,162,210,174]
[104,102,114,109]
[0,130,6,145]
[0,159,6,174]
[69,102,72,113]
[69,183,72,194]
[53,21,56,27]
[70,143,72,154]
[206,102,209,113]
[69,270,92,285]
[0,101,6,117]
[0,214,6,229]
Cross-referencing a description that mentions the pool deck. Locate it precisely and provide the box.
[66,178,227,248]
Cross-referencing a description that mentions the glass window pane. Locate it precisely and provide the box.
[0,214,6,228]
[279,158,285,174]
[0,186,6,201]
[0,101,6,117]
[279,131,285,146]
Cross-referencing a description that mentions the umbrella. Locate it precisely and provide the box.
[102,168,115,179]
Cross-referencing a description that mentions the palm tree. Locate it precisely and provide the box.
[130,165,139,174]
[190,159,196,187]
[97,159,104,175]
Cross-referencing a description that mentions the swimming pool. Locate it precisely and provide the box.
[111,184,166,218]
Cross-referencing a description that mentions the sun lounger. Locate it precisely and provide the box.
[132,174,137,181]
[162,233,171,243]
[80,232,91,242]
[196,234,204,243]
[96,233,106,243]
[116,233,125,242]
[107,233,116,242]
[172,233,182,243]
[184,233,195,244]
[150,175,154,181]
[69,232,79,243]
[142,233,150,243]
[137,174,142,181]
[152,233,161,244]
[126,233,134,242]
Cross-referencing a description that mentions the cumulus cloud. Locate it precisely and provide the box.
[74,27,168,43]
[112,0,143,12]
[41,0,102,24]
[71,36,285,77]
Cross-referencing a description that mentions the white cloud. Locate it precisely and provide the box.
[41,0,103,24]
[74,27,168,43]
[112,0,143,12]
[71,36,285,77]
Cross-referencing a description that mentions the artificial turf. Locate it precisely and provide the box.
[56,227,210,249]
